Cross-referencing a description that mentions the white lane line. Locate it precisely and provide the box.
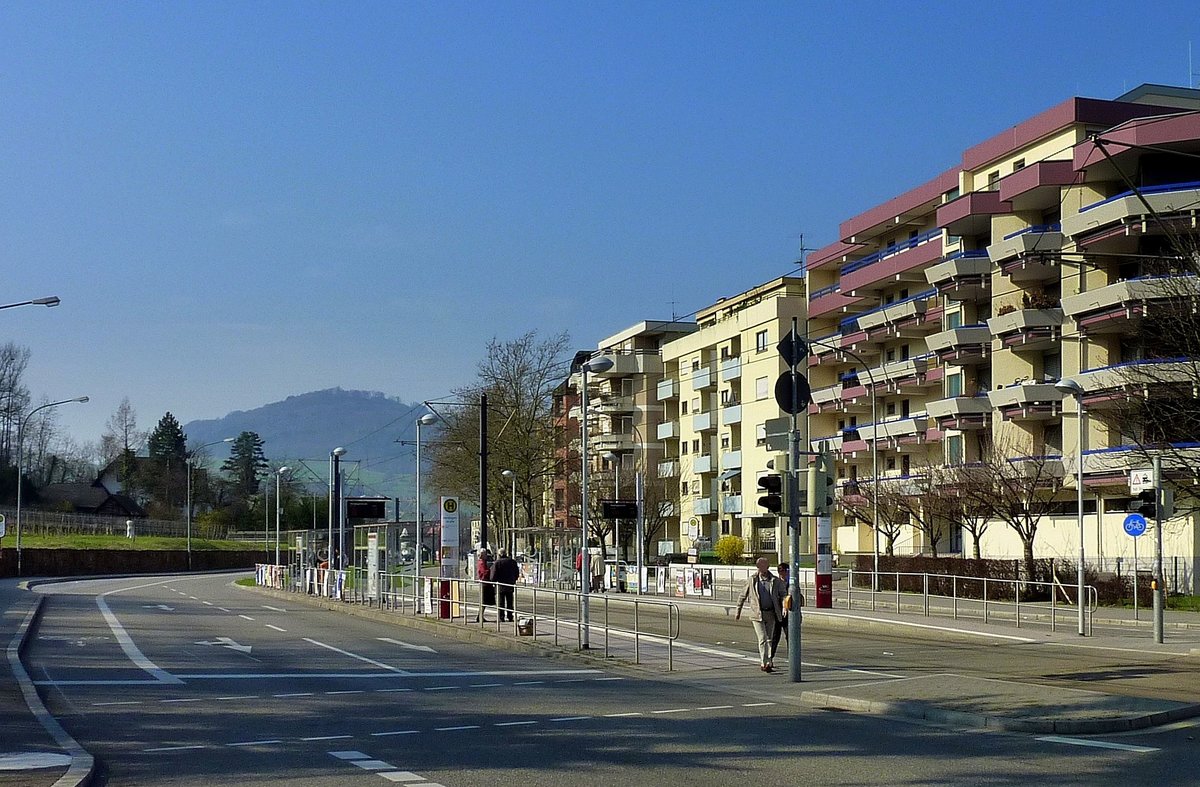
[604,712,641,717]
[302,638,409,674]
[238,615,256,621]
[513,681,544,686]
[352,760,393,770]
[424,686,455,691]
[202,601,214,606]
[275,693,314,697]
[697,705,734,710]
[326,690,365,695]
[216,695,259,701]
[228,739,282,747]
[594,677,624,681]
[262,605,287,612]
[651,708,690,714]
[376,688,412,693]
[161,698,201,704]
[1037,736,1159,753]
[371,730,420,737]
[743,702,775,707]
[378,637,437,654]
[469,683,503,688]
[96,592,183,685]
[145,745,204,752]
[434,725,480,731]
[93,700,141,707]
[217,607,231,613]
[330,750,369,759]
[555,679,588,683]
[302,735,353,742]
[188,596,198,600]
[379,772,425,783]
[495,721,538,727]
[265,624,287,632]
[550,716,592,722]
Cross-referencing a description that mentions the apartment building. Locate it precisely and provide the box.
[805,83,1200,583]
[657,277,807,561]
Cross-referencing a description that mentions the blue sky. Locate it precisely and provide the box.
[4,1,1199,446]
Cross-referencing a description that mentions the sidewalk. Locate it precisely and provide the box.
[0,580,93,787]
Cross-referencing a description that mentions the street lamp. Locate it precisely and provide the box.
[329,447,347,570]
[1055,377,1088,637]
[16,396,88,575]
[579,354,614,648]
[1,296,60,310]
[275,466,292,565]
[186,437,235,570]
[415,413,438,576]
[501,469,516,555]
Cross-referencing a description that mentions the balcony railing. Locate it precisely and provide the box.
[1061,275,1196,330]
[720,450,742,471]
[691,366,715,390]
[856,288,937,332]
[721,404,742,426]
[693,496,716,516]
[657,460,680,478]
[840,228,942,276]
[657,378,679,401]
[925,250,991,301]
[720,356,742,381]
[722,495,743,514]
[987,383,1064,421]
[657,421,679,440]
[809,282,841,301]
[692,411,714,432]
[693,454,714,474]
[1061,181,1200,238]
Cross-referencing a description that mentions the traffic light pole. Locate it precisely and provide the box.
[1153,455,1164,644]
[787,317,803,684]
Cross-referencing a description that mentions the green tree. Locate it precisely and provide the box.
[221,431,269,500]
[714,534,745,565]
[143,412,188,516]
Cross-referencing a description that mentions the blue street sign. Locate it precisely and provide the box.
[1123,513,1147,537]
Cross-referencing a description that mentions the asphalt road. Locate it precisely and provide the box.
[24,573,1200,785]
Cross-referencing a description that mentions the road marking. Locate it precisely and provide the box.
[378,637,437,654]
[651,708,690,714]
[550,716,592,722]
[743,702,775,707]
[173,669,596,680]
[555,679,588,683]
[303,638,409,674]
[274,692,313,697]
[238,615,256,621]
[216,695,259,701]
[330,750,369,760]
[352,759,393,770]
[188,596,198,600]
[376,688,412,693]
[143,604,174,611]
[424,686,455,691]
[93,700,141,707]
[371,730,420,737]
[594,677,624,681]
[217,607,231,613]
[96,592,183,685]
[262,605,287,612]
[302,735,353,742]
[202,601,214,606]
[1037,736,1159,753]
[266,624,287,632]
[495,721,538,726]
[697,705,734,710]
[194,636,252,654]
[326,690,365,695]
[380,772,426,783]
[145,745,204,752]
[513,681,544,686]
[604,712,642,717]
[469,683,503,688]
[161,698,201,704]
[434,725,479,731]
[228,739,282,747]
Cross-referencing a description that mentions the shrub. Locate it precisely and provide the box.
[714,535,745,565]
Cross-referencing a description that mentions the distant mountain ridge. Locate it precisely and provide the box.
[183,388,425,500]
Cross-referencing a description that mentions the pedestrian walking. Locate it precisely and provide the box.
[491,549,522,622]
[476,548,495,622]
[771,561,790,659]
[735,557,787,672]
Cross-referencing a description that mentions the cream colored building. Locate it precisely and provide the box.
[657,276,807,560]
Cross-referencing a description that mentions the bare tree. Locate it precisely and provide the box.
[891,462,958,558]
[101,397,145,463]
[840,480,908,557]
[946,463,995,560]
[0,342,31,466]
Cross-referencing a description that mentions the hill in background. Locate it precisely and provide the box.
[183,388,427,505]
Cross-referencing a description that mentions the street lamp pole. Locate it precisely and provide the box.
[0,296,60,311]
[275,466,291,565]
[16,396,88,575]
[186,437,234,571]
[578,354,614,648]
[329,447,346,569]
[1055,379,1088,636]
[415,413,437,576]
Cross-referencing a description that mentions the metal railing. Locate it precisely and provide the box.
[254,564,682,669]
[846,569,1098,635]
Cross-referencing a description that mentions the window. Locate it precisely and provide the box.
[901,455,911,475]
[946,310,962,329]
[681,400,689,415]
[691,398,700,413]
[946,435,963,465]
[900,343,910,361]
[946,373,963,398]
[886,348,896,363]
[756,376,769,399]
[886,456,896,471]
[721,520,731,535]
[901,399,910,418]
[987,170,1001,190]
[692,439,700,454]
[756,423,767,445]
[755,330,769,352]
[944,187,961,202]
[886,402,897,417]
[1013,158,1026,171]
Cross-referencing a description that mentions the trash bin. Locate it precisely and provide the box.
[517,617,534,636]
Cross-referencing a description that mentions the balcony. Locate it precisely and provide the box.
[809,433,844,452]
[691,366,715,390]
[937,190,1010,237]
[1061,182,1200,241]
[856,289,938,338]
[592,394,635,414]
[722,495,743,514]
[657,378,679,401]
[1076,358,1196,409]
[987,383,1064,421]
[1081,443,1200,484]
[657,421,679,440]
[857,416,932,452]
[692,496,716,516]
[593,432,637,452]
[693,454,714,474]
[925,325,992,366]
[1061,275,1194,334]
[998,159,1076,211]
[721,404,742,426]
[863,354,934,391]
[986,308,1064,353]
[925,250,992,301]
[692,411,715,432]
[657,460,680,478]
[840,229,944,295]
[1007,455,1066,480]
[720,450,742,471]
[720,356,742,381]
[810,383,843,412]
[988,225,1063,281]
[926,395,992,431]
[594,350,662,377]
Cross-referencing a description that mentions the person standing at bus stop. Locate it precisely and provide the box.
[491,549,521,622]
[735,557,787,672]
[475,548,495,622]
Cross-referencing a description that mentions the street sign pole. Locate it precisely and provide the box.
[1153,456,1164,644]
[1123,512,1147,621]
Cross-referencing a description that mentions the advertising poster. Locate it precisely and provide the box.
[440,496,460,578]
[367,531,379,599]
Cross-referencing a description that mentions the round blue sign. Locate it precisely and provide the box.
[1123,513,1147,537]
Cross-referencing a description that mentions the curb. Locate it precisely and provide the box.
[800,690,1200,735]
[7,594,97,787]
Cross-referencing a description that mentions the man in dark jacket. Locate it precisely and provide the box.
[490,549,522,622]
[475,549,495,622]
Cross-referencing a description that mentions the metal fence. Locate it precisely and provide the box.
[846,569,1099,634]
[255,564,682,669]
[0,506,195,538]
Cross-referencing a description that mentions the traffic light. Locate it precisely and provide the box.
[807,446,835,516]
[1136,489,1157,518]
[758,473,784,515]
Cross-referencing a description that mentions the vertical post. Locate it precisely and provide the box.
[415,419,423,578]
[328,453,335,570]
[1075,395,1086,636]
[275,470,282,566]
[787,317,802,683]
[1153,455,1164,644]
[635,471,644,596]
[334,454,343,569]
[1133,529,1139,621]
[480,392,489,551]
[580,368,592,648]
[186,459,193,571]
